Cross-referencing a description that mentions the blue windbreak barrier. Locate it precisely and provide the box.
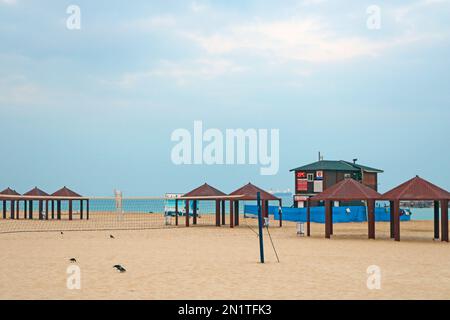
[244,205,411,223]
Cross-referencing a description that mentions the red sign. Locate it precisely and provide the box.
[296,171,306,179]
[297,179,308,191]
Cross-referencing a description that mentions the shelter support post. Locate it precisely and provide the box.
[38,200,43,220]
[16,200,20,220]
[57,200,61,220]
[24,200,27,220]
[306,200,311,237]
[185,200,190,227]
[389,201,395,239]
[29,200,33,219]
[441,200,448,242]
[192,200,197,225]
[279,200,283,227]
[80,200,83,220]
[45,200,49,220]
[68,200,73,221]
[86,199,90,220]
[434,201,440,240]
[394,200,400,241]
[325,201,331,239]
[330,203,334,235]
[229,200,234,228]
[234,201,239,226]
[221,200,226,225]
[175,199,179,226]
[2,200,5,219]
[51,201,54,220]
[10,201,15,219]
[368,200,376,239]
[215,200,220,227]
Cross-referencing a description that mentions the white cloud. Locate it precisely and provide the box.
[183,18,423,63]
[116,59,245,88]
[1,0,17,5]
[123,15,176,31]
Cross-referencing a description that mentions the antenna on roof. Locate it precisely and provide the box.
[353,158,358,164]
[318,151,323,161]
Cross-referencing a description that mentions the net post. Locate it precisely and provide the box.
[257,192,264,264]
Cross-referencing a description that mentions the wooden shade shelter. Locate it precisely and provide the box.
[0,188,21,220]
[23,187,50,220]
[179,183,228,227]
[51,186,89,221]
[381,176,450,242]
[229,183,282,227]
[310,178,382,239]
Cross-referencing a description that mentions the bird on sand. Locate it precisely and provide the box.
[113,265,126,273]
[69,258,77,263]
[110,234,115,239]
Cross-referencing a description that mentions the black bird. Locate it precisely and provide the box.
[69,258,77,263]
[113,265,126,273]
[110,235,115,239]
[61,232,64,235]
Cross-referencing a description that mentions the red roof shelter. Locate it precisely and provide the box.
[51,187,88,221]
[178,183,230,227]
[229,183,282,227]
[382,176,450,242]
[310,178,382,239]
[0,188,21,220]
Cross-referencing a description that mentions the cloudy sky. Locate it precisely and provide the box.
[1,0,449,196]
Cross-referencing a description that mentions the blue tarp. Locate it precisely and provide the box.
[244,205,411,223]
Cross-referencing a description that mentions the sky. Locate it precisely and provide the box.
[0,0,449,196]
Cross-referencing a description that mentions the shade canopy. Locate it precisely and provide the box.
[24,187,49,197]
[0,187,21,196]
[182,183,227,200]
[229,183,280,201]
[381,176,450,201]
[51,186,82,198]
[310,178,381,201]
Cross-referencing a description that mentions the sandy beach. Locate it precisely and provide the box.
[1,219,449,300]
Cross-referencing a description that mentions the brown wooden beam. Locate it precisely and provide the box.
[441,200,448,242]
[221,200,226,225]
[29,200,33,219]
[368,200,375,239]
[24,200,27,220]
[16,200,20,220]
[234,201,240,226]
[45,200,49,220]
[325,201,331,239]
[389,200,395,239]
[2,200,6,219]
[193,200,197,225]
[434,200,440,240]
[229,200,234,228]
[10,201,15,220]
[86,199,90,220]
[51,201,54,219]
[306,200,311,237]
[69,200,73,221]
[394,200,400,241]
[279,200,283,227]
[57,200,61,220]
[38,200,43,220]
[80,200,83,220]
[215,200,220,227]
[175,199,179,226]
[185,200,190,227]
[330,202,334,235]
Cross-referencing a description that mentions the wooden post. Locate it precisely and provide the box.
[16,200,20,220]
[69,200,73,220]
[307,200,311,237]
[80,200,83,220]
[86,199,90,220]
[325,201,331,239]
[368,200,375,239]
[193,200,197,225]
[279,200,283,227]
[2,200,5,219]
[57,200,61,220]
[38,200,43,220]
[234,201,239,226]
[215,200,220,227]
[10,201,15,219]
[185,200,190,227]
[434,200,440,240]
[441,200,448,242]
[29,200,33,219]
[330,203,334,235]
[221,200,226,225]
[394,200,400,241]
[45,200,49,220]
[175,199,179,226]
[229,200,234,228]
[24,200,27,220]
[51,201,54,219]
[389,200,395,239]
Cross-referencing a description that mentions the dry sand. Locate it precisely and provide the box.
[1,219,450,300]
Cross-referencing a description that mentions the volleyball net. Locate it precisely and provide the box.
[0,195,282,234]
